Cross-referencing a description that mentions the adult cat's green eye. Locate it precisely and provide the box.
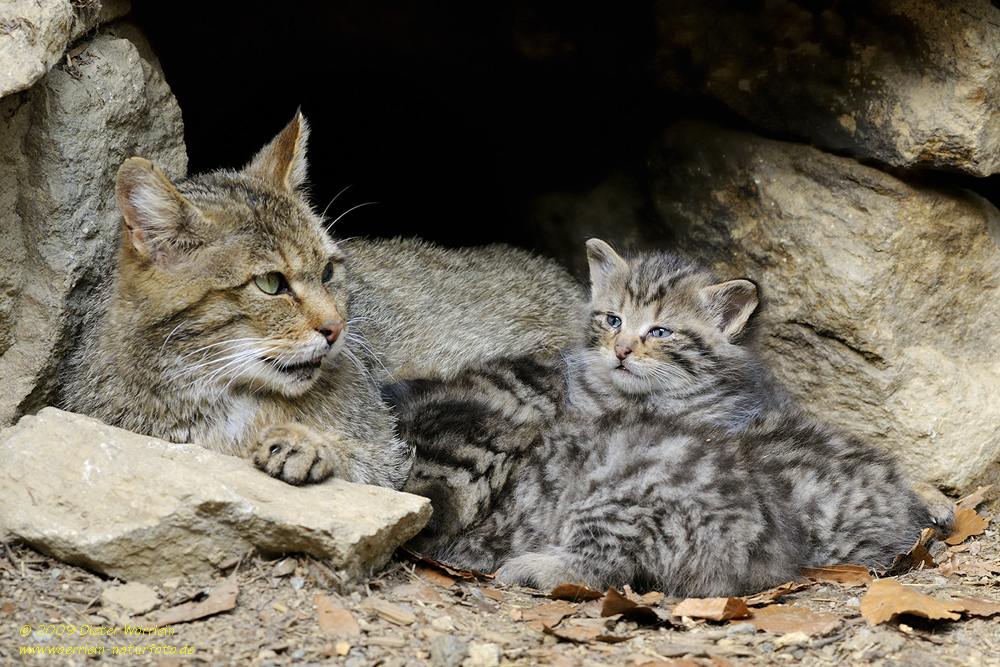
[321,261,334,283]
[254,272,288,295]
[606,315,622,328]
[648,327,672,338]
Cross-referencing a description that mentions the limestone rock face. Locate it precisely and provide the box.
[0,30,186,426]
[0,0,130,98]
[648,122,1000,491]
[0,408,432,583]
[654,0,1000,176]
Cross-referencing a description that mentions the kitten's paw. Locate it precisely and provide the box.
[254,424,339,484]
[496,551,587,592]
[911,481,956,533]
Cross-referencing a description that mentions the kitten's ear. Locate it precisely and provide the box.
[701,279,758,340]
[244,110,310,191]
[116,157,207,268]
[586,238,628,297]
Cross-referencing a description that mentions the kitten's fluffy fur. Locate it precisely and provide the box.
[390,239,947,596]
[60,113,584,489]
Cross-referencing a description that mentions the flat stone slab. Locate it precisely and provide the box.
[0,408,431,583]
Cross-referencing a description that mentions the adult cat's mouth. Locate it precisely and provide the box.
[263,355,325,380]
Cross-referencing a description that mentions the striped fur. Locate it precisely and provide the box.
[391,239,945,596]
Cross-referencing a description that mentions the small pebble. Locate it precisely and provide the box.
[271,558,296,577]
[431,615,456,631]
[100,582,160,615]
[430,634,468,667]
[726,621,757,635]
[466,642,502,667]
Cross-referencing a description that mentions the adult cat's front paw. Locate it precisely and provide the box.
[253,423,339,484]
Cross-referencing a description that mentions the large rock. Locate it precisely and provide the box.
[0,0,130,98]
[0,408,432,583]
[0,29,186,427]
[647,122,1000,492]
[654,0,1000,176]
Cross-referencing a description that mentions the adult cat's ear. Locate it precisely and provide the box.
[116,157,207,269]
[244,110,310,191]
[701,279,758,340]
[586,238,628,298]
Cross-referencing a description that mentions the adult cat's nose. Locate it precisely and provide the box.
[614,342,632,360]
[319,320,344,344]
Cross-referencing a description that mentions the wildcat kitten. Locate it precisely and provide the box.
[390,239,946,596]
[60,112,586,490]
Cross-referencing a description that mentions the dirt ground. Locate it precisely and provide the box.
[1,493,997,667]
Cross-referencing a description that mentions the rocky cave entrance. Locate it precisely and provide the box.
[128,1,1000,257]
[3,0,1000,495]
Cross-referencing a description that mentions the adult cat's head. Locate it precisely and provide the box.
[582,239,758,398]
[113,112,348,398]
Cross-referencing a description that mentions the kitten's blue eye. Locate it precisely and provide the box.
[254,272,290,295]
[606,315,622,328]
[321,262,334,283]
[648,327,672,338]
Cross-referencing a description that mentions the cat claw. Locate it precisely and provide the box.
[254,424,327,485]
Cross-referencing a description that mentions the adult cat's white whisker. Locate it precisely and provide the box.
[161,322,187,353]
[340,347,380,388]
[345,331,395,381]
[320,184,353,219]
[167,343,270,382]
[176,343,285,390]
[172,337,271,366]
[324,201,378,232]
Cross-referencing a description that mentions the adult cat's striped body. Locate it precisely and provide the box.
[60,113,585,489]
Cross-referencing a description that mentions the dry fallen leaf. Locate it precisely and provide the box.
[742,580,814,606]
[601,587,666,625]
[413,563,457,588]
[541,617,622,644]
[859,579,963,625]
[549,583,604,602]
[950,596,1000,618]
[882,527,937,576]
[800,564,873,587]
[479,587,505,603]
[944,507,991,546]
[749,604,842,636]
[520,600,578,629]
[400,548,494,581]
[315,594,360,637]
[621,584,665,605]
[957,485,993,511]
[672,596,750,621]
[136,577,238,629]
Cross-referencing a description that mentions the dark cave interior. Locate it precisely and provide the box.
[126,1,999,257]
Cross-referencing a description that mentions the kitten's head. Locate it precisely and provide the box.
[113,112,349,398]
[582,238,758,398]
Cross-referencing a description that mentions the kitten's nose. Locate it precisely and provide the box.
[614,343,632,360]
[319,320,344,344]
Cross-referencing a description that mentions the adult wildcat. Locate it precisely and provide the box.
[390,239,948,595]
[60,113,584,488]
